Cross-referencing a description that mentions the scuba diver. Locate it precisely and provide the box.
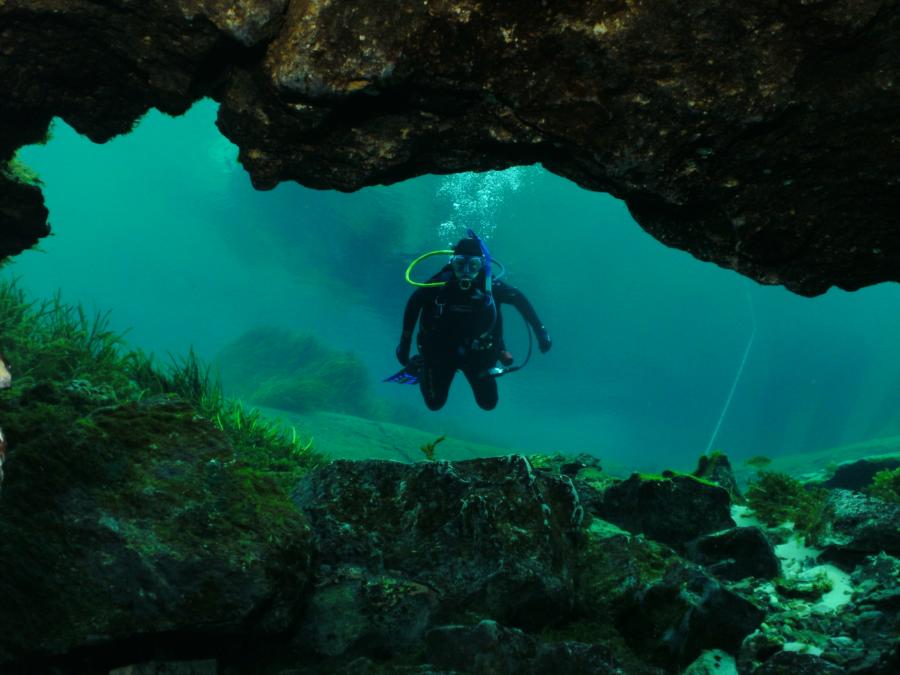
[391,230,552,411]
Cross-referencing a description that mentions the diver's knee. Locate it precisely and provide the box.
[476,396,498,411]
[425,397,446,411]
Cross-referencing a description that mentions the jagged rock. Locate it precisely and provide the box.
[589,473,734,551]
[850,552,900,609]
[694,452,743,504]
[817,489,900,569]
[751,651,844,674]
[821,457,900,491]
[295,565,438,658]
[2,2,900,295]
[616,562,765,669]
[685,526,780,581]
[292,455,585,631]
[682,650,733,675]
[0,396,311,668]
[109,660,218,675]
[425,620,625,675]
[737,554,900,675]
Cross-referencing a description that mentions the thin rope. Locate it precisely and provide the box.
[705,279,758,455]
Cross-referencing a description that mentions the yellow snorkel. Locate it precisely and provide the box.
[404,249,454,287]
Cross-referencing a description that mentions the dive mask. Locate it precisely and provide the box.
[451,255,484,282]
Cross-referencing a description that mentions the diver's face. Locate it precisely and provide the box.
[451,255,484,287]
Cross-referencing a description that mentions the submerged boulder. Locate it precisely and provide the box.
[817,489,900,568]
[0,394,311,668]
[684,526,780,581]
[821,456,900,492]
[425,620,624,675]
[693,452,744,504]
[292,455,585,633]
[617,562,764,669]
[589,472,734,551]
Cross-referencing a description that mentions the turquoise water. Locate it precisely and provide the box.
[7,99,900,469]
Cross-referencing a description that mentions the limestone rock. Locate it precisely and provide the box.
[616,562,765,669]
[589,472,734,551]
[2,1,900,295]
[685,526,780,581]
[295,565,438,658]
[292,455,585,631]
[817,489,900,569]
[821,456,900,492]
[0,396,311,667]
[694,452,743,504]
[425,620,625,675]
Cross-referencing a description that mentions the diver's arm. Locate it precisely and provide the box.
[494,282,552,353]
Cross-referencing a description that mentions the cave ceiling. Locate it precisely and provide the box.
[1,0,898,296]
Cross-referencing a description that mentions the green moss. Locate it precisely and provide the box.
[867,467,900,503]
[633,470,720,490]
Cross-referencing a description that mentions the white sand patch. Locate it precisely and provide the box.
[813,564,854,610]
[783,641,824,656]
[775,534,853,610]
[731,504,761,527]
[683,649,738,674]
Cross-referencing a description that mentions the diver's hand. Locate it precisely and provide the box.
[396,338,411,366]
[537,327,552,354]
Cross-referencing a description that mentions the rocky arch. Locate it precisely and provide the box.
[1,0,898,296]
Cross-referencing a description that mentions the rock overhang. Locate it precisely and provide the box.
[1,0,898,296]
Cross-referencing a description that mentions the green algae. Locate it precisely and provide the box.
[867,467,900,503]
[746,470,831,541]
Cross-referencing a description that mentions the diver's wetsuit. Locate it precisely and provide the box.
[400,269,546,411]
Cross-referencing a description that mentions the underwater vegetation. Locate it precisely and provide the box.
[419,434,445,461]
[216,326,389,420]
[745,469,831,542]
[0,279,325,490]
[868,467,900,503]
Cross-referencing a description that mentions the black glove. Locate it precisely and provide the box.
[536,326,552,354]
[396,338,411,366]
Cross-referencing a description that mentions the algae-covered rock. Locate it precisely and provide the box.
[292,455,585,632]
[685,526,780,581]
[0,392,312,667]
[616,562,765,670]
[694,452,744,504]
[590,472,734,552]
[295,565,438,658]
[817,489,900,569]
[752,650,845,674]
[821,457,900,492]
[425,620,624,675]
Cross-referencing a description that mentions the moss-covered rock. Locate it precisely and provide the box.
[685,526,780,581]
[588,472,734,552]
[292,455,585,633]
[0,389,312,667]
[693,451,744,504]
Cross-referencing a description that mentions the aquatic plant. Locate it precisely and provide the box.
[420,435,445,461]
[867,467,900,503]
[746,470,830,541]
[0,279,324,489]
